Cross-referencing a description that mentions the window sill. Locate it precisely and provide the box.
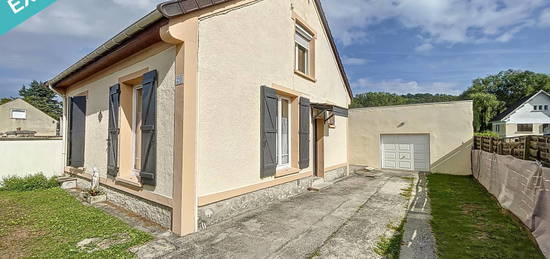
[275,167,300,178]
[115,177,143,189]
[294,70,316,83]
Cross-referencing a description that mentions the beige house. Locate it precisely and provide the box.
[0,98,58,137]
[349,101,474,176]
[492,90,550,137]
[49,0,351,235]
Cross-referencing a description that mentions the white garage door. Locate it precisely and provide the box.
[381,134,430,171]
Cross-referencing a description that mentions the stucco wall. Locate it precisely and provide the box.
[65,44,176,198]
[349,101,474,175]
[196,0,350,196]
[0,139,64,179]
[0,99,58,136]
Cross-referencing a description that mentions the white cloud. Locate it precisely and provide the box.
[539,8,550,27]
[351,78,461,95]
[342,56,369,65]
[321,0,547,46]
[415,43,433,52]
[13,0,164,39]
[0,0,166,97]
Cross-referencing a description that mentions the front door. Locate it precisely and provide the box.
[314,118,325,177]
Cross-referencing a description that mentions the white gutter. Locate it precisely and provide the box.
[49,10,164,87]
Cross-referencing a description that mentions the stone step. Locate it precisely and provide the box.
[57,177,78,189]
[308,179,333,191]
[312,177,325,185]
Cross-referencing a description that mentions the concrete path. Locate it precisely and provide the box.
[400,172,437,259]
[128,170,415,259]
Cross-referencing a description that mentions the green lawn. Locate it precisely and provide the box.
[428,174,544,258]
[0,188,152,258]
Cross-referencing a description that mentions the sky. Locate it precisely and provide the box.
[1,0,550,98]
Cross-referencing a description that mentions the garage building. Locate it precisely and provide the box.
[349,101,473,175]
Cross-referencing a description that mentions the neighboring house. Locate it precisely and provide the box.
[492,90,550,137]
[349,101,474,176]
[49,0,351,235]
[0,98,59,137]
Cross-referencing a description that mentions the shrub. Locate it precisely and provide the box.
[0,173,59,191]
[475,131,500,138]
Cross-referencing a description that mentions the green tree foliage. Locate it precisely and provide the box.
[351,92,407,108]
[0,97,13,105]
[462,70,550,109]
[461,70,550,132]
[18,81,62,119]
[467,93,502,132]
[351,92,459,108]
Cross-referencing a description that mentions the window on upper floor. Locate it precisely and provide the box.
[294,22,315,80]
[533,105,548,111]
[10,109,26,119]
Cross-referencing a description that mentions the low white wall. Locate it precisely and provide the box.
[0,138,64,180]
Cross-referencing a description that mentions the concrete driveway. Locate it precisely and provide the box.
[131,170,415,258]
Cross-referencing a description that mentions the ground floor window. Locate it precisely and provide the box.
[517,124,533,132]
[133,86,143,175]
[277,96,290,168]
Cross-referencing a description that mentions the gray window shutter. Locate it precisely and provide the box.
[140,70,157,186]
[261,85,278,178]
[68,96,87,167]
[107,84,120,177]
[299,97,310,169]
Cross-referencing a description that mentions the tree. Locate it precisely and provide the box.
[0,98,13,105]
[467,92,502,132]
[461,70,550,132]
[350,92,459,108]
[18,81,62,119]
[462,70,550,108]
[351,92,408,108]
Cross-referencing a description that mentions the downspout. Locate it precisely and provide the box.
[49,84,67,173]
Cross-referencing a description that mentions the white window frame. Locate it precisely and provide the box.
[495,124,500,132]
[131,85,143,176]
[276,96,291,169]
[295,24,313,75]
[10,109,27,119]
